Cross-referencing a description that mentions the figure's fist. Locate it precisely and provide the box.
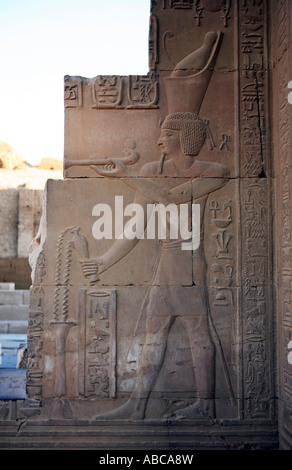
[80,259,99,283]
[90,159,129,177]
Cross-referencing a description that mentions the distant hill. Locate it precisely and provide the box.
[0,142,63,189]
[0,142,24,170]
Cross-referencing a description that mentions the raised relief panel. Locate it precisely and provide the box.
[149,13,159,69]
[194,0,231,27]
[157,0,231,27]
[22,1,275,443]
[239,0,269,177]
[240,179,273,419]
[91,75,123,109]
[127,73,159,109]
[203,180,239,416]
[64,76,83,108]
[78,289,117,398]
[26,284,45,399]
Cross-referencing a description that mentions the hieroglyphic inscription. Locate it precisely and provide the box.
[78,289,116,398]
[91,75,123,109]
[241,180,272,418]
[239,0,268,177]
[149,13,159,69]
[64,76,83,108]
[26,251,46,399]
[127,73,159,109]
[156,0,231,27]
[207,186,238,393]
[27,251,46,399]
[91,75,159,109]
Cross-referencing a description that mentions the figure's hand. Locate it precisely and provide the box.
[90,159,130,177]
[80,258,103,284]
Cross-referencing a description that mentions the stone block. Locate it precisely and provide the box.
[17,189,43,258]
[0,321,28,334]
[0,322,9,334]
[0,282,15,290]
[0,189,18,258]
[8,321,28,334]
[0,370,27,399]
[0,305,29,321]
[0,258,32,290]
[0,290,29,306]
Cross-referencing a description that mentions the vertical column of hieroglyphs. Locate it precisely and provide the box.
[78,289,116,398]
[26,252,46,399]
[239,0,274,419]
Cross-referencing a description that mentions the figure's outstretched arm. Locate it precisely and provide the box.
[83,161,229,281]
[91,160,193,205]
[191,177,229,200]
[80,193,151,279]
[91,159,229,204]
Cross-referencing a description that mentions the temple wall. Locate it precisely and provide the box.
[0,188,43,288]
[271,0,292,450]
[1,0,292,450]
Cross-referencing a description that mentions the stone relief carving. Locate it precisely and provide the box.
[91,75,123,109]
[76,30,236,420]
[241,180,272,418]
[64,139,140,170]
[26,286,45,400]
[239,0,268,177]
[149,13,159,69]
[127,73,159,109]
[90,73,159,110]
[154,0,231,27]
[64,76,83,108]
[10,0,280,450]
[78,289,117,398]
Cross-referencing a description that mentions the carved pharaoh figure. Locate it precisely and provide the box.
[81,31,231,420]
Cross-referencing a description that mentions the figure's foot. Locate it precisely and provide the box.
[94,398,146,421]
[165,399,215,420]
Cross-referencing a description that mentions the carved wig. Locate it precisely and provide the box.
[161,112,207,156]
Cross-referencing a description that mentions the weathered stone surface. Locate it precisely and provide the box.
[272,0,292,449]
[0,258,32,290]
[0,189,18,258]
[17,189,43,258]
[0,0,286,450]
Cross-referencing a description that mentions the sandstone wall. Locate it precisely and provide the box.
[271,0,292,450]
[0,188,43,288]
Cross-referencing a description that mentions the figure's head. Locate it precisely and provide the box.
[160,112,207,156]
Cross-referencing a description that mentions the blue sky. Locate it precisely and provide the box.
[0,0,150,165]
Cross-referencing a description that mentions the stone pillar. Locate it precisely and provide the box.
[271,0,292,450]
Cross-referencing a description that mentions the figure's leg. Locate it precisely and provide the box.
[95,315,173,420]
[174,315,215,419]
